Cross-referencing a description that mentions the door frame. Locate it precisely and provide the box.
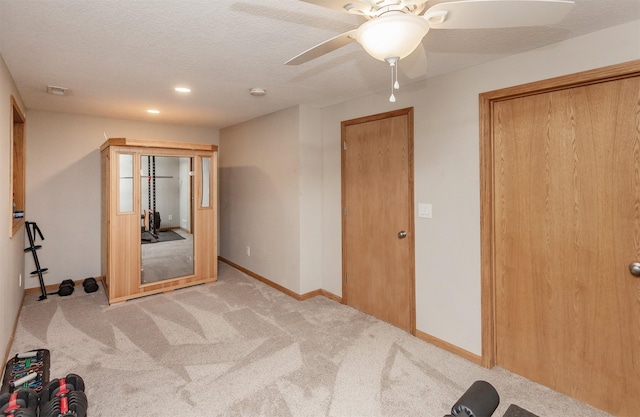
[479,59,640,368]
[341,107,416,334]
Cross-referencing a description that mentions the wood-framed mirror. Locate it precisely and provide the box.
[140,154,194,284]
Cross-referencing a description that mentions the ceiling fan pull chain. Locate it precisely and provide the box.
[394,60,400,90]
[386,56,399,102]
[389,63,396,102]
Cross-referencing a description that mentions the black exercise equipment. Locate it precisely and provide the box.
[40,390,88,417]
[57,279,75,297]
[39,374,84,402]
[446,380,500,417]
[140,155,165,244]
[24,223,76,299]
[82,277,99,293]
[1,350,50,395]
[39,374,87,417]
[0,388,38,417]
[147,156,160,236]
[24,222,48,301]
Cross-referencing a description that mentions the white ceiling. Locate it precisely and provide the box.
[0,0,638,128]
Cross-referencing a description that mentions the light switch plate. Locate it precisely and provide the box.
[418,203,432,218]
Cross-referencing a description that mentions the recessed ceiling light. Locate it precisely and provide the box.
[147,109,160,114]
[175,87,191,93]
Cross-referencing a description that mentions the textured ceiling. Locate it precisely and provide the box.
[0,0,638,128]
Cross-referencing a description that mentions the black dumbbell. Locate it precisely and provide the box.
[39,391,87,417]
[39,373,85,404]
[39,374,87,417]
[57,279,75,297]
[82,277,99,293]
[0,388,39,417]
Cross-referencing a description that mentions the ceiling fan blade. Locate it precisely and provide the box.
[400,45,428,79]
[298,0,374,13]
[285,30,357,65]
[425,0,575,30]
[298,0,349,12]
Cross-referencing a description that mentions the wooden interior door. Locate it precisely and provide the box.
[342,108,415,332]
[491,72,640,415]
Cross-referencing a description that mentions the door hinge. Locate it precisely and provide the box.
[343,141,347,151]
[345,273,348,282]
[343,207,347,216]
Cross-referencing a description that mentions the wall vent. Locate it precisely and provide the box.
[46,85,69,96]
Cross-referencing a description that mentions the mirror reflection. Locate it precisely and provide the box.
[140,155,194,284]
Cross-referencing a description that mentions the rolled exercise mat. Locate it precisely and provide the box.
[451,380,500,417]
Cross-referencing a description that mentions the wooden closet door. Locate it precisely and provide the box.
[342,108,415,332]
[493,75,640,415]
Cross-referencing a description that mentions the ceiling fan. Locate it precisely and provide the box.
[285,0,575,101]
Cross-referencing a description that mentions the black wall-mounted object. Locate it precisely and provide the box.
[23,222,48,301]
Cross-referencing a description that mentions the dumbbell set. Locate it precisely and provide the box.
[39,374,88,417]
[57,278,99,297]
[0,388,38,417]
[0,374,87,417]
[1,351,87,417]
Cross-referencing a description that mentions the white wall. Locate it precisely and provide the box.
[0,53,26,360]
[299,105,324,294]
[320,20,640,355]
[219,106,302,293]
[24,110,219,289]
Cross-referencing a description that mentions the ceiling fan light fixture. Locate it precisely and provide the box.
[354,12,429,61]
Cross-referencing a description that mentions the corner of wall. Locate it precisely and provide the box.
[298,106,324,294]
[0,51,27,364]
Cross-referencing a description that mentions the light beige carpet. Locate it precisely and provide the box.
[10,263,610,416]
[141,229,193,283]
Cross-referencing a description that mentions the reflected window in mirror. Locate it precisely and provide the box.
[201,157,211,208]
[118,153,134,213]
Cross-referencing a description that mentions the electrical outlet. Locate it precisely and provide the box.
[246,246,251,256]
[168,214,173,221]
